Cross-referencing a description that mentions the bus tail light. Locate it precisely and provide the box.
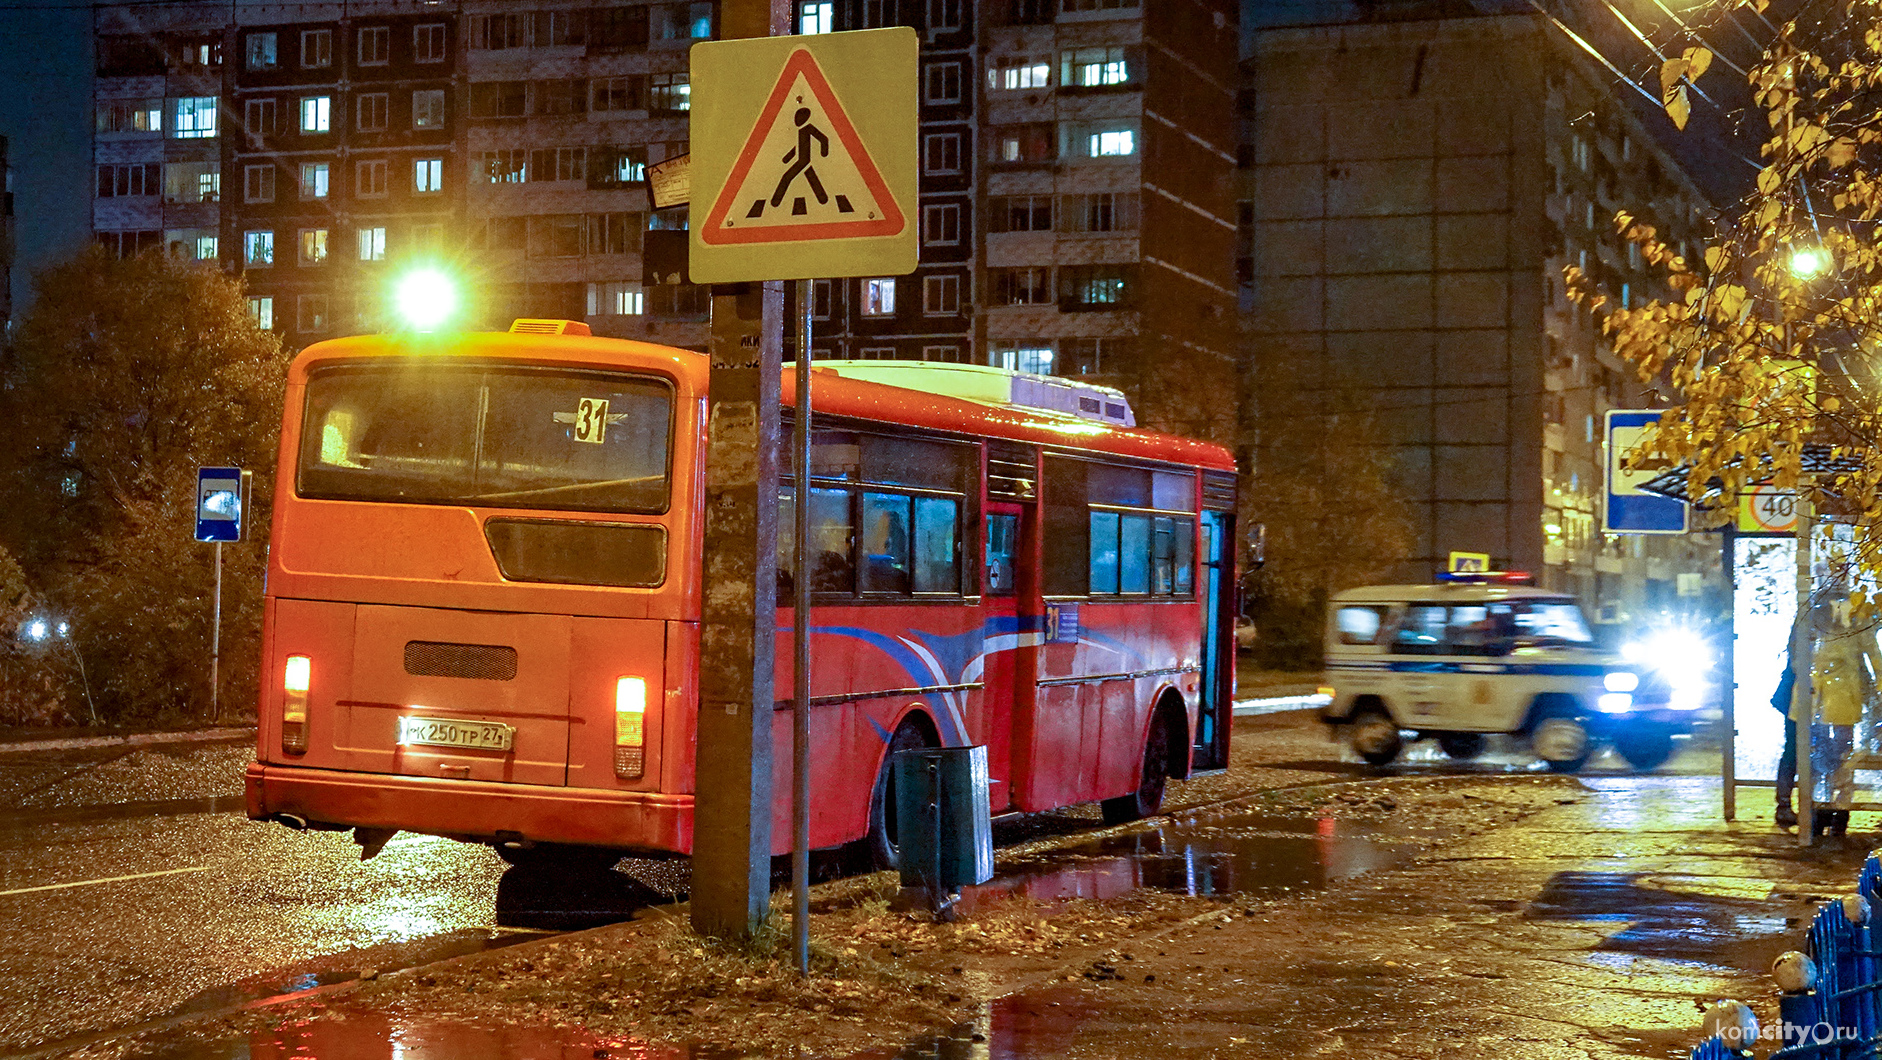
[282,655,311,755]
[614,676,647,778]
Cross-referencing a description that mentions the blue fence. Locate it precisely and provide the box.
[1689,854,1882,1058]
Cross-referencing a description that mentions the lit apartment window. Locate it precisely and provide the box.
[96,99,162,133]
[925,62,962,104]
[358,26,390,65]
[991,59,1049,91]
[243,230,274,267]
[1062,264,1130,306]
[924,133,962,174]
[587,282,645,316]
[356,159,387,197]
[244,165,275,203]
[171,97,217,138]
[358,226,387,261]
[357,93,388,131]
[653,2,713,39]
[798,2,833,33]
[1087,129,1135,157]
[301,96,331,133]
[921,203,960,245]
[246,32,277,69]
[862,278,896,316]
[649,73,690,113]
[243,98,276,139]
[993,124,1053,164]
[923,274,961,315]
[297,294,330,333]
[165,229,217,261]
[989,343,1055,375]
[414,158,443,193]
[247,296,274,330]
[481,149,528,183]
[299,228,329,265]
[1062,46,1129,87]
[413,90,447,129]
[299,162,330,200]
[163,162,220,204]
[301,29,332,68]
[414,24,447,62]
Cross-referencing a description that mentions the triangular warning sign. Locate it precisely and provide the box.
[700,49,906,246]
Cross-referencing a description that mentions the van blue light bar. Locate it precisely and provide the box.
[1436,571,1535,585]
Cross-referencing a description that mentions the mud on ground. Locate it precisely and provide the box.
[67,774,1590,1059]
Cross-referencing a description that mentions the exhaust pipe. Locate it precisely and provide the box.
[272,813,309,830]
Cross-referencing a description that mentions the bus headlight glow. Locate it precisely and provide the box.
[1597,692,1634,713]
[282,654,311,754]
[614,676,647,779]
[1604,671,1639,693]
[393,268,459,331]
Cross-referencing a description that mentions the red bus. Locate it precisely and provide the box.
[244,322,1239,871]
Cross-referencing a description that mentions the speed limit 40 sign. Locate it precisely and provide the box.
[1738,486,1798,533]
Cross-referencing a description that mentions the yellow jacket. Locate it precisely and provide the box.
[1813,629,1881,726]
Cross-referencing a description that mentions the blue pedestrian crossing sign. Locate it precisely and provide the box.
[1604,411,1687,534]
[196,466,244,543]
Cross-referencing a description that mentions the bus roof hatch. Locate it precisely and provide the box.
[509,319,593,336]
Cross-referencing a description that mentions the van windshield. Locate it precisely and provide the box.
[298,364,673,513]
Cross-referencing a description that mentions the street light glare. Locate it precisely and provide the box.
[1790,247,1830,278]
[394,269,459,331]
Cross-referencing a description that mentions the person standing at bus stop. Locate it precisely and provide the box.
[1773,645,1800,828]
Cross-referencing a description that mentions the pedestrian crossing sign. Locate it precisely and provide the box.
[690,28,916,282]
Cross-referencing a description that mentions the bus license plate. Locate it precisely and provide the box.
[397,717,513,752]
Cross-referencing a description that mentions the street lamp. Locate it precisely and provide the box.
[1790,246,1831,279]
[392,267,459,331]
[18,614,98,725]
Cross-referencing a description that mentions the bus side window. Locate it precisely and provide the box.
[778,486,855,596]
[860,492,911,594]
[985,513,1018,595]
[1088,511,1120,594]
[912,496,958,593]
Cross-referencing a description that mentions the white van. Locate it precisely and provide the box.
[1320,575,1687,771]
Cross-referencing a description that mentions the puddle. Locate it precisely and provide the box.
[1525,870,1799,970]
[959,810,1429,911]
[115,1010,711,1059]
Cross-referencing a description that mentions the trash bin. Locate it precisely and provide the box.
[891,745,994,892]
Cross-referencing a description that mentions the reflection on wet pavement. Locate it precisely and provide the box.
[1525,871,1792,970]
[124,1009,707,1060]
[0,795,245,828]
[960,809,1432,911]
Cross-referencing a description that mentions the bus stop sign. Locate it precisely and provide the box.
[196,466,243,543]
[1604,410,1687,534]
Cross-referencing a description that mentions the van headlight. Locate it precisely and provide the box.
[1604,671,1639,693]
[1597,692,1634,713]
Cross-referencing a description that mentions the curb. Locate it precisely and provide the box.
[0,727,256,755]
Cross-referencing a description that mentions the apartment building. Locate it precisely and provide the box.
[1239,12,1723,613]
[87,0,1240,443]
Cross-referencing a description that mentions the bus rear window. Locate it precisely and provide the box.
[298,365,673,513]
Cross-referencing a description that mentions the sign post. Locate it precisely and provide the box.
[1603,410,1688,534]
[689,25,916,969]
[195,467,249,723]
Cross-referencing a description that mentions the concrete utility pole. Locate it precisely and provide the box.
[690,0,793,942]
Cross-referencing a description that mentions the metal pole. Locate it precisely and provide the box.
[1722,521,1736,821]
[791,279,813,975]
[212,541,223,724]
[1795,493,1815,847]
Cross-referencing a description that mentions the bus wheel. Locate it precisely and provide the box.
[1532,705,1592,773]
[1436,732,1485,761]
[1351,707,1403,766]
[862,721,933,873]
[1101,713,1172,825]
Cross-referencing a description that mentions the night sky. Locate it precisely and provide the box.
[0,0,92,319]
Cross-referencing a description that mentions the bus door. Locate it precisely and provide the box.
[977,502,1025,811]
[1194,509,1235,771]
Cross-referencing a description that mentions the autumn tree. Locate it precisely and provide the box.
[0,247,286,724]
[1578,0,1882,601]
[1240,351,1417,668]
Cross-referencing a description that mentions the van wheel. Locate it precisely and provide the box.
[1351,707,1403,766]
[1102,714,1172,825]
[1532,707,1592,772]
[1436,732,1486,760]
[1614,727,1674,771]
[859,720,932,873]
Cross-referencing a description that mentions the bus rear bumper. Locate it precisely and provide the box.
[245,761,693,856]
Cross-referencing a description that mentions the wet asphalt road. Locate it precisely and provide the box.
[0,713,1729,1056]
[0,737,516,1055]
